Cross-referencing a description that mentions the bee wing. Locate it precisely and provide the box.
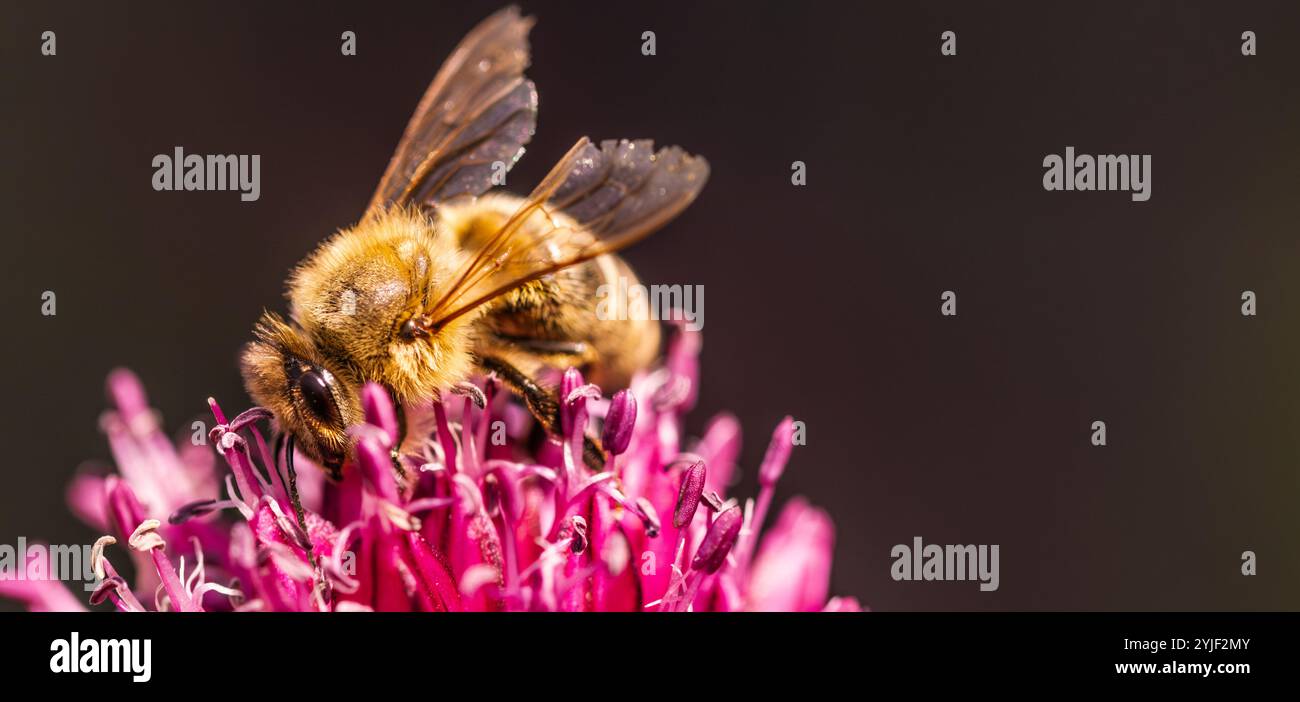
[420,137,710,329]
[365,6,538,217]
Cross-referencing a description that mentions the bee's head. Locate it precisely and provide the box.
[240,312,361,478]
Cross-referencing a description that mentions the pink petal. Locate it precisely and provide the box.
[66,470,110,532]
[0,576,87,612]
[745,498,835,612]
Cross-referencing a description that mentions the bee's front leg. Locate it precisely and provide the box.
[478,354,607,472]
[383,386,410,483]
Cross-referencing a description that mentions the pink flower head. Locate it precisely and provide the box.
[4,328,861,612]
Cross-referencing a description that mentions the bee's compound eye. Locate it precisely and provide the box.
[295,369,340,424]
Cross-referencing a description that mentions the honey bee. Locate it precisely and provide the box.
[239,7,709,486]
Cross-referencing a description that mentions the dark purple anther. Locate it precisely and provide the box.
[601,389,637,456]
[168,498,221,525]
[673,460,707,529]
[691,506,742,574]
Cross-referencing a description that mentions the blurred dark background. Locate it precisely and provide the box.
[3,0,1299,610]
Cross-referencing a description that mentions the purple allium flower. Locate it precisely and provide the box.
[1,327,861,612]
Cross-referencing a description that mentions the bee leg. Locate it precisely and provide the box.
[282,437,314,551]
[511,339,591,358]
[450,380,488,409]
[502,339,601,376]
[283,436,331,605]
[384,386,409,483]
[478,355,607,472]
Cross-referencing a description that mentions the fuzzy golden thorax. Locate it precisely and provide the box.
[287,207,481,404]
